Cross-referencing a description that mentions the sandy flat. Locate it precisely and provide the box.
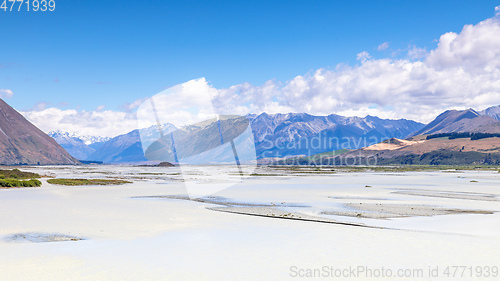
[392,188,500,201]
[322,203,493,219]
[0,166,500,280]
[4,233,84,243]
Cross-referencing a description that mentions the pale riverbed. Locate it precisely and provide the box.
[0,165,499,280]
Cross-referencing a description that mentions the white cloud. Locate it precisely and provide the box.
[210,9,500,124]
[356,51,371,63]
[21,108,139,138]
[19,6,500,136]
[426,16,500,72]
[120,97,147,112]
[496,5,500,16]
[0,89,14,99]
[136,78,220,129]
[30,101,50,111]
[407,45,427,59]
[377,42,389,51]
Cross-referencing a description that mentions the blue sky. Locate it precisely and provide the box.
[2,1,500,136]
[1,0,496,110]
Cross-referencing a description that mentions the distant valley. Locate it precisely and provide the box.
[50,113,425,164]
[37,104,500,166]
[282,107,500,166]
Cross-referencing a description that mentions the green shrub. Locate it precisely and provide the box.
[0,169,40,179]
[47,178,132,186]
[0,179,41,188]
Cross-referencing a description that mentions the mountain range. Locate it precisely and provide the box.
[248,113,423,159]
[84,123,177,163]
[292,106,500,166]
[48,131,110,160]
[50,113,424,163]
[0,94,497,166]
[44,104,500,165]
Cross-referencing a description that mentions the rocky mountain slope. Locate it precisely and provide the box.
[410,109,500,136]
[51,105,500,164]
[52,113,424,163]
[249,113,424,158]
[85,123,177,163]
[302,107,500,166]
[481,105,500,121]
[0,99,79,165]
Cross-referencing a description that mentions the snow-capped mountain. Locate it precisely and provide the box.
[48,131,111,160]
[79,135,111,145]
[48,130,111,145]
[49,114,424,163]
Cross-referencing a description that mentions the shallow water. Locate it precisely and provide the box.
[0,166,499,280]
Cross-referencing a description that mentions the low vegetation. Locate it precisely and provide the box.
[274,149,351,165]
[376,151,500,166]
[0,168,42,188]
[47,178,132,186]
[273,149,500,166]
[426,132,500,141]
[270,165,500,173]
[0,179,42,188]
[0,168,40,179]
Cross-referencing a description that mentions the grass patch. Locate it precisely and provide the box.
[269,165,500,173]
[375,151,500,166]
[0,169,42,188]
[47,178,132,186]
[0,168,40,179]
[275,149,352,165]
[0,179,42,188]
[250,173,286,176]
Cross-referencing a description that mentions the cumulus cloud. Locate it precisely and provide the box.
[407,45,427,59]
[120,97,148,112]
[22,108,139,138]
[0,89,14,99]
[22,79,221,137]
[20,6,500,136]
[426,17,500,72]
[137,78,220,129]
[212,8,500,123]
[356,51,372,63]
[377,42,389,51]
